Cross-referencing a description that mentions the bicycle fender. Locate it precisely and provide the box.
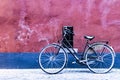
[90,42,116,57]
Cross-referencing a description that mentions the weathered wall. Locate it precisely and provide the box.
[0,0,120,52]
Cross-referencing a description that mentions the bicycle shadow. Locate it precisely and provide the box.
[60,68,115,74]
[61,69,91,74]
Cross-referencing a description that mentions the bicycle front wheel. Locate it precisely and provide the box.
[85,43,115,73]
[39,44,67,74]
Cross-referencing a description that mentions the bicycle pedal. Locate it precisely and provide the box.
[88,61,95,65]
[72,61,76,64]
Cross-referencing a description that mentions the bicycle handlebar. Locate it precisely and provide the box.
[64,27,74,36]
[58,27,74,43]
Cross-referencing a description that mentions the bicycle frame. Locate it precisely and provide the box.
[59,34,90,63]
[39,27,115,74]
[59,33,110,63]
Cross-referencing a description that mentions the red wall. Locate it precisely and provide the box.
[0,0,120,52]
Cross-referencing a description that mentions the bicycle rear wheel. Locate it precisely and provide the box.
[85,43,115,73]
[39,44,67,74]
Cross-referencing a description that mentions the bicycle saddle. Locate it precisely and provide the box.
[84,35,95,40]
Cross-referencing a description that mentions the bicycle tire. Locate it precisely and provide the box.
[85,43,115,73]
[39,44,67,74]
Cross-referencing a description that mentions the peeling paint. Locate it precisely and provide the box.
[0,34,10,51]
[17,0,33,44]
[0,0,120,52]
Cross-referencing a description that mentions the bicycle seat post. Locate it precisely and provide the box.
[85,39,89,45]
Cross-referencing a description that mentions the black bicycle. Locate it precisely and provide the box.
[39,27,115,74]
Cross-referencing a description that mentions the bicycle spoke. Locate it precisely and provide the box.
[100,47,105,56]
[89,61,98,68]
[86,43,114,73]
[39,44,67,74]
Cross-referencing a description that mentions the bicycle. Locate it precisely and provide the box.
[39,27,115,74]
